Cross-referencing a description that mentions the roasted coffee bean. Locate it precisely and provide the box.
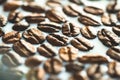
[12,21,29,31]
[46,0,61,8]
[107,46,120,62]
[78,15,101,26]
[23,28,45,44]
[62,22,80,37]
[71,37,94,51]
[0,28,4,37]
[63,5,79,17]
[1,52,23,67]
[13,40,36,57]
[8,10,24,23]
[25,13,45,23]
[25,56,42,68]
[0,15,7,27]
[78,54,108,63]
[65,62,84,73]
[27,67,45,80]
[117,11,120,21]
[69,73,86,80]
[46,33,69,46]
[48,75,60,80]
[84,6,104,15]
[108,62,120,77]
[22,2,45,13]
[38,21,61,33]
[112,25,120,36]
[37,44,57,58]
[97,29,120,47]
[80,26,97,39]
[43,58,62,74]
[2,31,21,44]
[0,0,6,4]
[59,46,78,62]
[0,44,11,54]
[4,1,22,11]
[69,0,84,5]
[46,9,66,23]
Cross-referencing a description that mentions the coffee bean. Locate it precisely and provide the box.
[48,75,60,80]
[1,52,23,67]
[63,5,79,17]
[3,1,22,11]
[46,0,61,8]
[78,15,101,26]
[37,44,57,58]
[0,28,4,37]
[71,37,94,51]
[62,22,80,37]
[38,21,61,33]
[43,58,62,74]
[69,0,84,5]
[2,31,21,44]
[0,15,7,27]
[12,21,30,31]
[98,29,120,47]
[46,9,66,23]
[108,61,120,77]
[69,73,86,80]
[13,40,36,57]
[46,33,69,46]
[25,56,42,68]
[117,11,120,21]
[24,0,34,2]
[106,46,120,62]
[27,67,45,80]
[78,54,108,63]
[59,46,78,62]
[8,10,24,23]
[112,25,120,36]
[65,62,84,73]
[22,2,45,13]
[23,28,45,44]
[84,6,104,15]
[0,44,11,54]
[0,0,6,4]
[80,26,97,39]
[25,13,45,23]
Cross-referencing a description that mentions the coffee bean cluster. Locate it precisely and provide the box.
[0,0,120,80]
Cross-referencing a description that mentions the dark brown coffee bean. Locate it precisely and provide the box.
[43,58,62,74]
[80,26,97,39]
[23,28,45,44]
[0,0,6,4]
[69,0,84,5]
[62,22,80,37]
[108,61,120,77]
[12,21,30,31]
[78,15,101,26]
[38,21,61,33]
[46,9,66,23]
[37,44,57,58]
[112,25,120,36]
[98,29,120,47]
[65,62,84,73]
[1,52,23,67]
[22,2,45,13]
[46,33,69,46]
[78,54,108,63]
[13,40,36,57]
[84,6,104,15]
[25,56,42,68]
[0,15,7,27]
[117,11,120,21]
[8,10,24,23]
[46,0,61,8]
[0,28,4,37]
[27,67,45,80]
[48,75,60,80]
[63,5,79,17]
[106,46,120,62]
[0,44,11,54]
[71,37,94,51]
[59,46,78,62]
[3,1,22,11]
[2,31,21,44]
[69,73,86,80]
[25,13,45,23]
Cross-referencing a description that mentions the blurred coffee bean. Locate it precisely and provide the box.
[112,25,120,36]
[117,11,120,21]
[48,75,60,80]
[0,15,7,27]
[13,39,36,57]
[59,46,78,62]
[69,0,84,5]
[0,0,6,4]
[0,44,11,54]
[69,73,86,80]
[0,28,4,37]
[23,28,45,44]
[2,31,21,44]
[46,0,61,8]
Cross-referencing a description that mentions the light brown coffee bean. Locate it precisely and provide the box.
[46,0,61,8]
[0,15,7,27]
[0,44,11,54]
[69,0,84,5]
[69,73,86,80]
